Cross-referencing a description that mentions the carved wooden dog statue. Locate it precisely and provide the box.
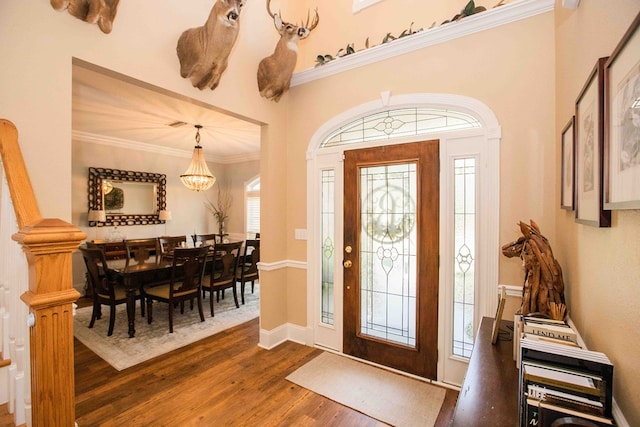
[502,220,566,320]
[177,0,246,91]
[50,0,120,34]
[257,0,319,102]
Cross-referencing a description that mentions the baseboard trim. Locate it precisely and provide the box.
[258,323,309,349]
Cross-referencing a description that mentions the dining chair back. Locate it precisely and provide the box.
[159,235,187,261]
[237,239,260,305]
[80,246,144,336]
[125,238,160,267]
[91,240,127,261]
[192,233,218,248]
[142,246,210,333]
[202,241,243,317]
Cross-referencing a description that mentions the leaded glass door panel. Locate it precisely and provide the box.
[343,140,439,379]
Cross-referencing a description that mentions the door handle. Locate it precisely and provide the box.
[343,260,352,268]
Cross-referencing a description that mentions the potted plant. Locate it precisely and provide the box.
[205,183,232,238]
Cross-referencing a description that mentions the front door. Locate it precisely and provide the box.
[343,140,439,379]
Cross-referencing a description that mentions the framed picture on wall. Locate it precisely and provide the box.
[575,57,611,227]
[604,11,640,210]
[561,117,575,210]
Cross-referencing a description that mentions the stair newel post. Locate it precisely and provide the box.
[16,219,84,426]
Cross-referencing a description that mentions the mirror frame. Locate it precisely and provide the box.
[88,167,166,227]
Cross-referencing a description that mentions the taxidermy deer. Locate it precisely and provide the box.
[177,0,247,91]
[257,0,319,102]
[50,0,120,34]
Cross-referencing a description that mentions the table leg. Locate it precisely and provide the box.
[125,286,137,338]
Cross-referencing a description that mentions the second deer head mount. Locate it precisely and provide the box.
[176,0,247,91]
[257,0,319,102]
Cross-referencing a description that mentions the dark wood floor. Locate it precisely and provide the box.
[74,304,459,426]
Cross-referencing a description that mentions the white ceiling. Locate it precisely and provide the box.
[72,63,261,164]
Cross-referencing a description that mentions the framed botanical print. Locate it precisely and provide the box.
[604,11,640,210]
[561,117,575,210]
[575,57,611,227]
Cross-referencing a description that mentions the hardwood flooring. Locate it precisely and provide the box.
[74,311,459,426]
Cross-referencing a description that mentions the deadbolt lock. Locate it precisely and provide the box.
[343,260,353,268]
[345,245,352,254]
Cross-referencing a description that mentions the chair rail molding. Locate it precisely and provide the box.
[257,260,307,271]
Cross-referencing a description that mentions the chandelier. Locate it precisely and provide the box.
[180,125,216,192]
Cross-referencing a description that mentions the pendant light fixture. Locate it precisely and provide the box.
[180,124,216,192]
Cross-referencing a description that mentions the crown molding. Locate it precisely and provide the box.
[73,130,259,164]
[291,0,554,87]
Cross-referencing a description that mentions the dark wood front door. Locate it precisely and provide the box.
[343,140,439,379]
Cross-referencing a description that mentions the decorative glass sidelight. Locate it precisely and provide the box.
[359,163,417,347]
[452,158,476,358]
[321,170,335,325]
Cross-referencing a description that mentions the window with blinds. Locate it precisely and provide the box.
[246,177,260,234]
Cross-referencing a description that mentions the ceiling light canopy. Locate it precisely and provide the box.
[180,125,216,192]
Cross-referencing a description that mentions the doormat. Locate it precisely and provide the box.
[286,352,445,427]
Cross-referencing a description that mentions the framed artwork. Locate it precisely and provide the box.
[575,57,611,227]
[604,11,640,210]
[560,117,575,210]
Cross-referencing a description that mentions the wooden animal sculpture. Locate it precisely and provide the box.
[176,0,246,91]
[50,0,120,34]
[257,0,319,102]
[501,220,567,320]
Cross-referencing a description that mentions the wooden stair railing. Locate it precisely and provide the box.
[0,119,85,426]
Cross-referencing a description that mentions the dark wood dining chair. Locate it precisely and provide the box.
[237,239,260,305]
[191,233,218,248]
[79,246,145,336]
[142,246,209,333]
[158,235,187,261]
[124,238,160,267]
[202,241,243,317]
[90,240,127,261]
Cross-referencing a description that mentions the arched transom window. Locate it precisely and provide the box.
[321,108,481,147]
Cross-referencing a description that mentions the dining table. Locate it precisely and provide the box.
[111,259,174,338]
[109,244,232,338]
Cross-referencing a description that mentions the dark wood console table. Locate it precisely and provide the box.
[451,316,519,426]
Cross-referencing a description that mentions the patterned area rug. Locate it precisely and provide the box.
[74,285,259,371]
[287,352,446,427]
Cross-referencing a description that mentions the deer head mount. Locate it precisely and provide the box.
[50,0,120,34]
[257,0,319,102]
[177,0,247,91]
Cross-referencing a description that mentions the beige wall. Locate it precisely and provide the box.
[554,1,640,424]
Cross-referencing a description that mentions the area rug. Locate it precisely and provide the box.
[286,352,445,427]
[73,285,259,371]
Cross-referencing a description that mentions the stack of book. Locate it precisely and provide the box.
[518,335,616,426]
[514,315,581,365]
[522,316,579,346]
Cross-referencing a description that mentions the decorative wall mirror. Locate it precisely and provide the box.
[88,167,166,226]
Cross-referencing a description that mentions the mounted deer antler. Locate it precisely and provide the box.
[50,0,120,34]
[177,0,246,91]
[257,0,319,102]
